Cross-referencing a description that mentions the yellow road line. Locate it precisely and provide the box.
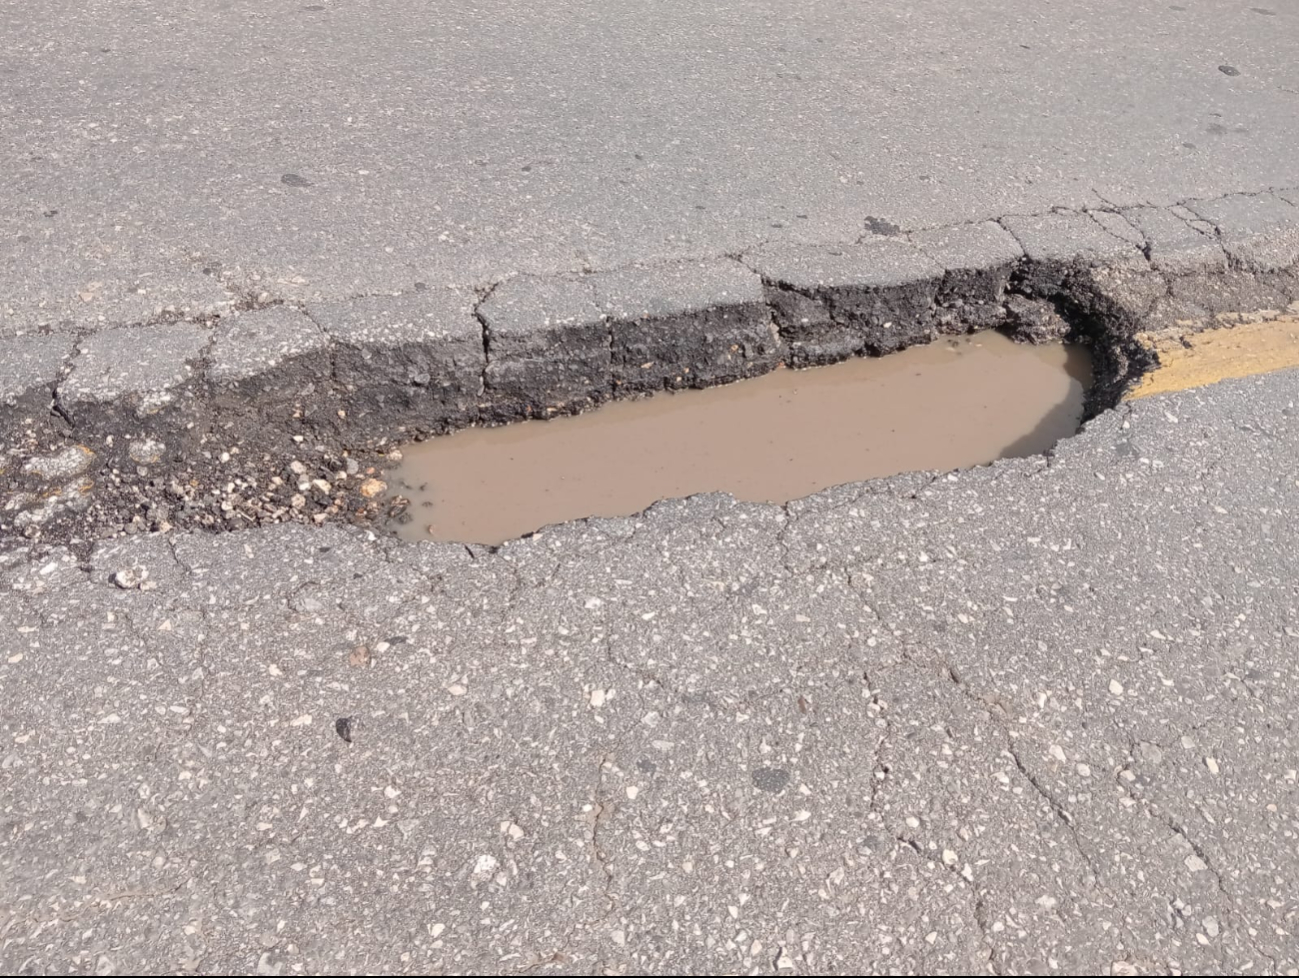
[1127,315,1299,399]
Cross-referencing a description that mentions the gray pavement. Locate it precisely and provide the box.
[4,0,1299,329]
[3,372,1298,975]
[5,3,1299,974]
[4,1,1299,546]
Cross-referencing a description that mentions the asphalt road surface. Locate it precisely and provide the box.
[2,372,1298,975]
[3,0,1299,328]
[3,1,1299,974]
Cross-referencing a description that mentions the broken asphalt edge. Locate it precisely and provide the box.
[2,186,1298,539]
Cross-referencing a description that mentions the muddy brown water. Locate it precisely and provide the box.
[388,332,1092,545]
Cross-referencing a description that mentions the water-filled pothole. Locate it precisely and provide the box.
[387,331,1092,545]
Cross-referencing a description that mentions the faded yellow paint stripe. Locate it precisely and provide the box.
[1128,316,1299,400]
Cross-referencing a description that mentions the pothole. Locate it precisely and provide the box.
[385,331,1093,545]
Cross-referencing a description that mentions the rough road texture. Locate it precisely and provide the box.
[3,189,1298,544]
[5,0,1299,542]
[4,0,1299,319]
[2,372,1298,975]
[5,4,1299,975]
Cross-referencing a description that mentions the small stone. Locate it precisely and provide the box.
[128,438,166,465]
[113,566,149,590]
[1203,916,1220,938]
[1077,763,1092,778]
[290,494,306,510]
[360,478,387,498]
[1205,757,1220,775]
[471,854,499,882]
[311,479,332,493]
[1109,679,1125,696]
[290,460,308,475]
[1185,854,1208,873]
[348,644,372,667]
[942,849,959,867]
[24,445,95,481]
[1111,964,1138,977]
[335,717,353,744]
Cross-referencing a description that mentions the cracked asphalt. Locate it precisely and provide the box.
[4,2,1299,975]
[3,371,1298,975]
